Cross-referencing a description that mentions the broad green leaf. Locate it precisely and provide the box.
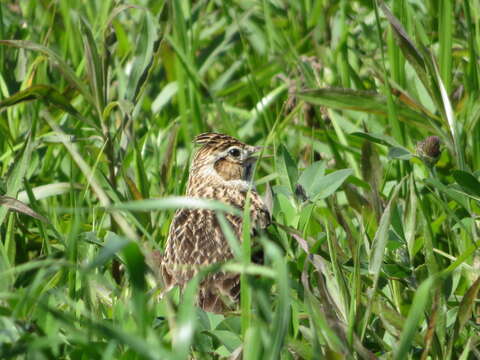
[274,192,298,227]
[297,161,326,197]
[310,169,353,201]
[209,330,241,352]
[388,146,413,160]
[452,170,480,198]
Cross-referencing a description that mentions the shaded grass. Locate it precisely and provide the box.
[1,0,480,359]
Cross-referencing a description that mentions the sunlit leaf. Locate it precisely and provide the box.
[0,85,82,119]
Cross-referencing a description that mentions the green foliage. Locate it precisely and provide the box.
[1,0,479,358]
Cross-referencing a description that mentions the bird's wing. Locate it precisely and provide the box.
[162,208,236,286]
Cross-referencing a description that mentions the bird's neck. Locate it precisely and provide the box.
[186,169,252,198]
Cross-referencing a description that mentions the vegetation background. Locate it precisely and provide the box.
[0,0,479,358]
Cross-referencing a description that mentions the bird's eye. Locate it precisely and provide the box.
[228,148,241,157]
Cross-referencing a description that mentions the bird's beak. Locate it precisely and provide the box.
[246,146,273,162]
[243,146,271,181]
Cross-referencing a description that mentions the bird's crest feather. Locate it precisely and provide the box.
[194,132,244,148]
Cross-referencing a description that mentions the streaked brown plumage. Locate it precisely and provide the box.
[161,133,270,312]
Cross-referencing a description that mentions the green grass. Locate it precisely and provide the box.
[1,0,480,358]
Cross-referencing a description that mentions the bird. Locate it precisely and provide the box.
[160,132,270,313]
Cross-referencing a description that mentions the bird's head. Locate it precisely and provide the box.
[189,133,261,189]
